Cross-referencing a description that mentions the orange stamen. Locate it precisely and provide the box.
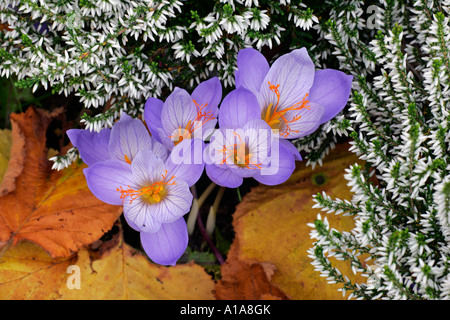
[117,170,176,205]
[170,99,215,145]
[124,154,132,164]
[218,132,262,170]
[263,81,310,138]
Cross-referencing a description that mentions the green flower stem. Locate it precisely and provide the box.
[196,205,225,265]
[187,182,216,235]
[206,186,226,236]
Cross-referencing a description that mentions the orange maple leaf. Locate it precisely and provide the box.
[0,107,122,258]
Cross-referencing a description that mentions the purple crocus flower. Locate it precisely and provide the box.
[67,112,168,166]
[67,113,203,265]
[205,87,297,187]
[235,47,353,140]
[144,77,222,150]
[83,141,203,266]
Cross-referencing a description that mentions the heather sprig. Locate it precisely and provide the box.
[0,0,320,131]
[308,0,450,300]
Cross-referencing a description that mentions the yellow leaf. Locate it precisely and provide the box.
[0,129,12,183]
[0,240,75,299]
[217,143,366,300]
[0,229,216,300]
[0,122,24,196]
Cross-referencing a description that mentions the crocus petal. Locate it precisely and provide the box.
[191,77,222,118]
[227,119,272,177]
[140,218,188,266]
[151,137,169,162]
[229,165,259,178]
[123,211,141,232]
[156,126,176,151]
[276,101,324,139]
[204,137,224,168]
[259,48,315,113]
[123,197,162,233]
[218,87,261,129]
[165,138,205,187]
[144,97,164,143]
[151,180,193,224]
[205,163,243,188]
[279,139,302,161]
[242,119,272,166]
[66,128,111,166]
[108,112,152,163]
[197,118,218,141]
[130,150,166,186]
[83,159,135,205]
[235,47,270,94]
[254,138,295,186]
[161,88,197,141]
[308,69,353,124]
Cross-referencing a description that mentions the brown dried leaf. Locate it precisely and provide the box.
[0,122,25,196]
[0,107,122,257]
[215,238,288,300]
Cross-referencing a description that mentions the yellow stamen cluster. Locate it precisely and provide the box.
[262,81,310,137]
[117,170,176,205]
[170,99,215,145]
[218,132,262,169]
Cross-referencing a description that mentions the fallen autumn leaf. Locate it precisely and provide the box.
[0,226,216,300]
[0,107,122,258]
[216,143,367,300]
